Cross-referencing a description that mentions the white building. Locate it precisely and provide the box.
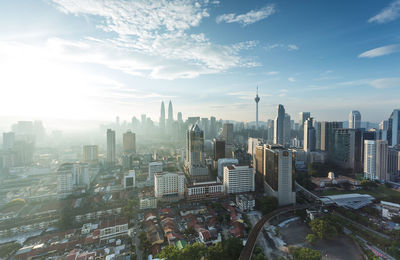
[364,140,388,181]
[223,165,255,194]
[139,197,157,210]
[349,110,361,129]
[217,158,238,178]
[124,170,136,189]
[82,145,98,163]
[186,179,225,201]
[154,172,185,199]
[236,194,255,212]
[57,163,90,194]
[148,162,163,183]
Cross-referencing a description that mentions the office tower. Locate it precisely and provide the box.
[388,148,400,179]
[318,122,343,154]
[255,86,260,130]
[123,130,136,153]
[214,138,225,160]
[388,109,400,146]
[364,140,388,181]
[299,112,311,141]
[255,145,265,192]
[116,116,120,126]
[222,123,234,144]
[333,129,362,173]
[177,112,183,123]
[2,132,15,150]
[209,116,217,139]
[154,172,185,199]
[267,120,274,143]
[364,140,376,180]
[379,120,389,141]
[201,118,209,139]
[168,100,173,123]
[376,140,388,181]
[274,104,285,145]
[83,145,99,163]
[148,162,163,183]
[223,165,255,194]
[186,124,208,178]
[284,113,291,145]
[263,145,296,206]
[106,129,116,165]
[217,158,238,178]
[13,140,34,166]
[349,110,361,129]
[141,114,146,129]
[303,117,316,152]
[160,101,165,131]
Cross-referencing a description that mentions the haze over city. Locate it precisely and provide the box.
[1,0,400,131]
[1,1,400,260]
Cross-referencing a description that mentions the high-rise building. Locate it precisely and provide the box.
[154,172,185,199]
[124,170,136,189]
[364,140,388,181]
[388,148,400,179]
[223,165,255,194]
[167,100,174,133]
[201,118,209,139]
[255,86,260,130]
[148,162,163,183]
[304,117,316,152]
[222,123,234,144]
[83,145,99,163]
[160,101,165,131]
[267,120,274,144]
[185,124,208,178]
[349,110,361,129]
[263,145,296,206]
[317,122,343,154]
[123,130,136,153]
[274,104,285,145]
[177,112,183,123]
[2,132,15,150]
[333,128,362,173]
[388,109,400,146]
[210,116,217,139]
[213,138,225,161]
[284,113,291,145]
[299,112,311,141]
[106,129,116,165]
[379,120,389,141]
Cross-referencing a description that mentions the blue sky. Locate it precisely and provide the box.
[0,0,399,126]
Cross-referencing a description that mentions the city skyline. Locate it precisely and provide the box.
[0,0,400,125]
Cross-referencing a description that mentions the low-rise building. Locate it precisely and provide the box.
[140,197,157,210]
[236,194,255,212]
[186,179,225,201]
[381,201,400,220]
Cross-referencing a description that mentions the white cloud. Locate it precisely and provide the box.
[48,0,258,80]
[358,44,400,58]
[266,71,279,75]
[264,43,299,51]
[370,78,400,88]
[288,77,296,82]
[368,0,400,24]
[216,4,275,26]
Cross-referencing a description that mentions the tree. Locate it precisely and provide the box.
[309,218,338,239]
[290,247,321,260]
[306,233,317,244]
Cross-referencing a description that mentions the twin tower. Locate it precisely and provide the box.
[160,100,173,132]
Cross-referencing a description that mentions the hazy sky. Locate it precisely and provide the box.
[1,0,399,125]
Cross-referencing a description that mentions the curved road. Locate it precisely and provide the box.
[239,204,310,260]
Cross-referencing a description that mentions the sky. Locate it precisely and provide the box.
[0,0,400,127]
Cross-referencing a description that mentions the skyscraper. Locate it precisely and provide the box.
[388,109,400,146]
[106,129,116,165]
[284,113,291,145]
[299,112,310,141]
[349,110,361,129]
[167,100,173,133]
[333,128,362,173]
[222,123,234,144]
[2,132,15,150]
[177,112,183,123]
[274,104,285,145]
[317,121,343,154]
[83,145,98,163]
[160,101,165,131]
[304,117,316,152]
[123,130,136,153]
[364,140,388,181]
[255,86,260,130]
[264,145,296,206]
[185,124,208,178]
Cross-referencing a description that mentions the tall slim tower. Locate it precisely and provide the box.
[273,104,285,145]
[106,129,116,165]
[255,86,260,130]
[160,101,165,131]
[349,110,361,129]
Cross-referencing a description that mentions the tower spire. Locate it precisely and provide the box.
[255,85,260,130]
